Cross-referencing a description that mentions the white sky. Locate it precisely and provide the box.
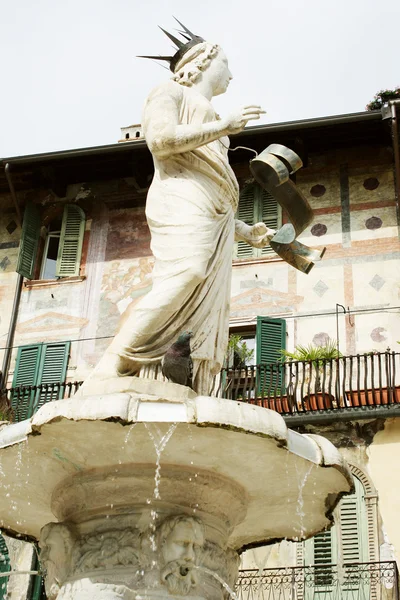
[1,0,399,158]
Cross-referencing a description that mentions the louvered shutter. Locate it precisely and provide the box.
[0,535,10,600]
[260,190,280,257]
[16,203,41,279]
[11,342,70,420]
[34,342,70,411]
[11,345,41,421]
[236,184,257,258]
[340,475,367,564]
[56,205,85,277]
[256,317,286,394]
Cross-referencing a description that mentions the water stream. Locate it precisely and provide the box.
[144,423,177,555]
[194,565,238,600]
[295,462,314,539]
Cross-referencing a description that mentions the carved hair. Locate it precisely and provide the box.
[157,515,204,548]
[172,42,220,87]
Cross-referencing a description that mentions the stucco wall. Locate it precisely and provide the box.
[231,145,400,355]
[369,418,400,565]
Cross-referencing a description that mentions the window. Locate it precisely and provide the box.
[226,317,286,398]
[11,342,71,421]
[235,182,281,259]
[304,474,369,598]
[0,535,10,600]
[16,204,85,280]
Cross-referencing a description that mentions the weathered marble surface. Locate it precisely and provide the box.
[0,380,352,598]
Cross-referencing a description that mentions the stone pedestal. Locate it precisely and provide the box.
[0,379,353,599]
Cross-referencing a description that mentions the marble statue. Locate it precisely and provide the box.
[85,31,274,396]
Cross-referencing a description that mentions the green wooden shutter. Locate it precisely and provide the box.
[236,184,257,258]
[56,205,85,277]
[11,345,42,421]
[305,528,336,591]
[0,535,10,600]
[260,190,280,257]
[11,342,70,420]
[340,475,367,564]
[16,203,41,279]
[34,342,70,411]
[256,317,286,394]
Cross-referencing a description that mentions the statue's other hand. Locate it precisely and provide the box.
[222,106,266,135]
[247,222,276,248]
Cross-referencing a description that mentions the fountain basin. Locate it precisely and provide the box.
[0,378,352,549]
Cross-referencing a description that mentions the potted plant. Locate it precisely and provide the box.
[366,87,400,111]
[346,348,400,407]
[224,335,255,402]
[227,334,254,369]
[279,342,342,410]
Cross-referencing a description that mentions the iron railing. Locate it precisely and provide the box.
[211,352,400,414]
[236,562,399,600]
[0,381,83,422]
[2,351,400,422]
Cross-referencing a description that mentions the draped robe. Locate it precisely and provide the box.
[107,81,239,394]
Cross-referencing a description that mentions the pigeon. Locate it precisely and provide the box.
[161,331,193,388]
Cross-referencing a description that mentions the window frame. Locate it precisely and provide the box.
[234,182,282,260]
[17,203,86,281]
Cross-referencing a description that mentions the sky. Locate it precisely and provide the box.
[0,0,399,159]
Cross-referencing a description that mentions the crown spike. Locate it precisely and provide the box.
[137,55,174,63]
[159,26,184,49]
[178,32,192,42]
[173,17,197,39]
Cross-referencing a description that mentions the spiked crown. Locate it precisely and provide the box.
[138,18,205,73]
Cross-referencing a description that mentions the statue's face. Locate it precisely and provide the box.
[160,520,204,595]
[162,521,203,565]
[206,50,233,97]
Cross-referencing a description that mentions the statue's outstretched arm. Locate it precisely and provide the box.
[143,84,265,160]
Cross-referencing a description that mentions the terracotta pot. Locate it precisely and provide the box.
[346,386,400,407]
[249,396,292,413]
[303,392,335,411]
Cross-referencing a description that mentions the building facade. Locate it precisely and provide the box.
[0,106,399,598]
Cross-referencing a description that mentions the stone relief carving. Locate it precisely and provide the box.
[157,515,205,595]
[74,528,143,573]
[200,541,240,590]
[39,522,76,600]
[40,514,242,599]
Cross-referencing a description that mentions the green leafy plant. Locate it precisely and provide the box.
[279,341,342,396]
[366,87,400,111]
[227,334,254,368]
[0,391,14,422]
[279,341,342,364]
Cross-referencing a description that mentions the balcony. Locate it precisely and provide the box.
[0,381,83,422]
[2,351,400,424]
[236,562,399,600]
[211,351,400,423]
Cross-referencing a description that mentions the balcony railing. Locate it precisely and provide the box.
[0,381,83,422]
[2,351,400,423]
[211,351,400,415]
[236,562,399,600]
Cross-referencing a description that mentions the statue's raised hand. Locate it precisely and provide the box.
[222,106,266,135]
[235,220,276,249]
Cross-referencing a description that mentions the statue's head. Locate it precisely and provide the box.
[157,515,205,595]
[172,43,232,96]
[139,19,232,97]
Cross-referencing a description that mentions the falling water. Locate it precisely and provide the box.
[145,423,177,500]
[194,565,238,600]
[295,462,314,539]
[144,422,177,555]
[124,423,136,445]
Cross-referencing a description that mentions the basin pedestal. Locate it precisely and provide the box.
[0,379,353,599]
